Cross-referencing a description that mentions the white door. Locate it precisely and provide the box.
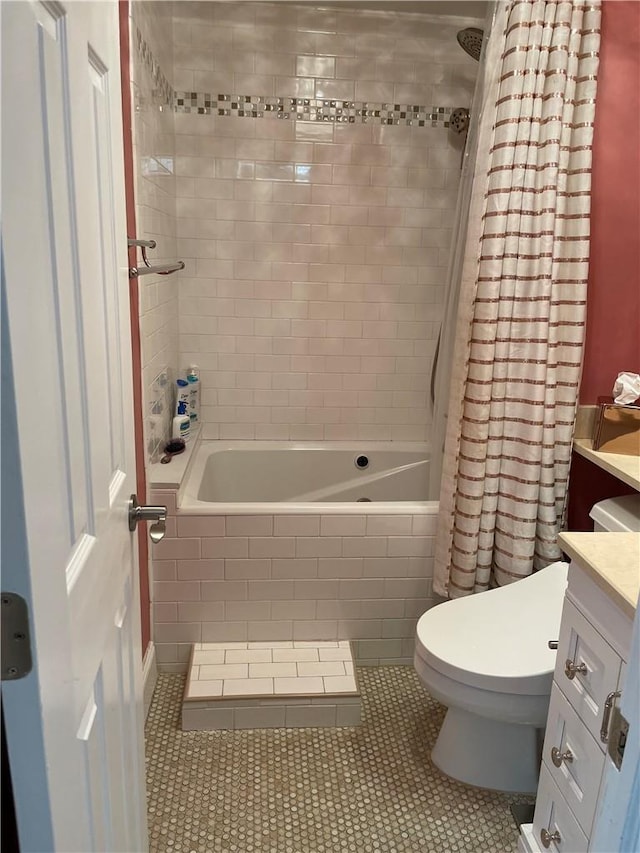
[1,2,147,851]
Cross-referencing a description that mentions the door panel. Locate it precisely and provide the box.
[1,2,147,850]
[37,0,93,547]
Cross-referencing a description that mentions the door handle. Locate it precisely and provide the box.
[600,690,621,743]
[128,494,167,543]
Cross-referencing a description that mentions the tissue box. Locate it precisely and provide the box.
[592,397,640,455]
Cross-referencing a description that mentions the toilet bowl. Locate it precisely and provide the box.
[414,561,569,794]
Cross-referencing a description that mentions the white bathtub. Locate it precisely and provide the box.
[180,441,431,514]
[152,440,438,669]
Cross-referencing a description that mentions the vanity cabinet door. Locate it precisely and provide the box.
[555,599,622,747]
[541,685,605,836]
[532,766,589,853]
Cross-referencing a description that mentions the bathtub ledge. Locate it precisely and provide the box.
[148,426,201,490]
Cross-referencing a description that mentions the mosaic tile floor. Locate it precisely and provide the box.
[146,667,529,853]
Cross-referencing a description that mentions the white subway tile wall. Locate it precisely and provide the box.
[130,2,179,462]
[151,489,437,672]
[172,3,479,441]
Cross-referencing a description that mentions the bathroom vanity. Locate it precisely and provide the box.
[518,533,639,853]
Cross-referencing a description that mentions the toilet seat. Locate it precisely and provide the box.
[415,561,568,696]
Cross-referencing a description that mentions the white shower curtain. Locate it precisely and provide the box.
[434,0,601,598]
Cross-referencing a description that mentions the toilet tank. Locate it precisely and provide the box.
[589,494,640,532]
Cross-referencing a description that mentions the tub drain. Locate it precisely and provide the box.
[357,497,372,502]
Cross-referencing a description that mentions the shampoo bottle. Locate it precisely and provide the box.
[172,400,190,441]
[186,365,200,427]
[176,377,189,413]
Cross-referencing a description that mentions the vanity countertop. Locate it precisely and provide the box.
[559,531,640,619]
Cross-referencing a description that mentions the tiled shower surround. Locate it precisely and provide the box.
[130,2,179,462]
[132,3,480,667]
[150,488,437,672]
[172,3,480,442]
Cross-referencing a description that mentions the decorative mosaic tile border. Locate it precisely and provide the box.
[175,92,453,127]
[133,22,453,129]
[133,24,174,107]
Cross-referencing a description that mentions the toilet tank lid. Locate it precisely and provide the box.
[589,495,640,532]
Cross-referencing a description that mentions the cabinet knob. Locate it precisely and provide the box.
[564,658,587,680]
[551,746,574,767]
[540,827,562,848]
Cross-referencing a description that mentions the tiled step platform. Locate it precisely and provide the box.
[182,641,361,731]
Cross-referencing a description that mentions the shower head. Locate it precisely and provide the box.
[449,107,470,134]
[457,27,484,61]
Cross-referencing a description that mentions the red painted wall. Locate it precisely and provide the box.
[568,0,640,531]
[567,453,636,531]
[580,0,640,403]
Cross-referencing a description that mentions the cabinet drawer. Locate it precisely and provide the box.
[541,685,604,836]
[532,766,589,853]
[555,599,621,747]
[519,823,542,853]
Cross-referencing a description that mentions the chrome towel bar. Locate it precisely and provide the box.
[127,236,184,278]
[130,261,185,278]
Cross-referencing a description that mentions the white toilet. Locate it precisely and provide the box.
[415,494,640,795]
[414,562,568,794]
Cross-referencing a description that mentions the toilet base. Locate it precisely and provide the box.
[431,706,540,794]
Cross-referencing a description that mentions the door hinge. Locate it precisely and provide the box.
[1,593,32,680]
[608,704,629,771]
